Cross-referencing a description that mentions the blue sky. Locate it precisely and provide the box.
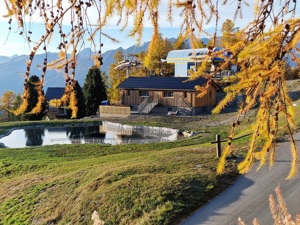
[0,1,254,56]
[0,21,185,56]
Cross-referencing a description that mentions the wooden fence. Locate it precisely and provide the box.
[99,105,131,117]
[211,133,252,157]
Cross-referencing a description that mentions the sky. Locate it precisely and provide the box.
[0,1,255,57]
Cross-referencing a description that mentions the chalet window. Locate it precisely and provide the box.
[139,90,149,97]
[127,90,131,96]
[183,92,187,98]
[163,92,174,98]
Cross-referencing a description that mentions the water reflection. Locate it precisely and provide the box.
[24,127,45,146]
[0,123,178,148]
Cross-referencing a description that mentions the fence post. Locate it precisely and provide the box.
[216,134,221,158]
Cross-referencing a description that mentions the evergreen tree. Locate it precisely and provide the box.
[22,75,46,121]
[83,66,107,116]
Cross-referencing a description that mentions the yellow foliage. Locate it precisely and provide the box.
[29,85,45,115]
[12,89,29,116]
[287,141,298,179]
[239,186,300,225]
[49,99,62,108]
[69,90,78,119]
[93,54,101,69]
[217,144,232,175]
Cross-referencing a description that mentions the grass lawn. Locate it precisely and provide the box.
[0,137,238,225]
[0,83,299,224]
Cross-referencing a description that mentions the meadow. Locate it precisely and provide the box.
[1,80,300,224]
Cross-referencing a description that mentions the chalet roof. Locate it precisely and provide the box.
[45,87,65,101]
[117,77,220,91]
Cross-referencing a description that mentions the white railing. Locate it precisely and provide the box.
[50,137,177,145]
[139,98,158,114]
[143,100,157,114]
[138,97,150,113]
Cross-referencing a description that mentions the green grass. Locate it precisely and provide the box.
[1,95,299,225]
[0,140,238,225]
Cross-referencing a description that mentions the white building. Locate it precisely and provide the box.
[165,47,234,77]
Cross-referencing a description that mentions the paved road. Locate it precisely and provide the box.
[180,132,300,225]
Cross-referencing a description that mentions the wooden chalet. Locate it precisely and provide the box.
[117,77,222,116]
[45,87,67,118]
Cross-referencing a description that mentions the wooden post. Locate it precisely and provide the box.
[216,134,221,158]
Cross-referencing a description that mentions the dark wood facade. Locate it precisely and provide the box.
[117,77,221,115]
[120,85,217,108]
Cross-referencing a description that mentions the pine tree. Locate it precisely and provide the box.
[83,66,107,116]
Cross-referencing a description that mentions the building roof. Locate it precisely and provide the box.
[166,47,224,63]
[45,87,65,101]
[167,48,209,62]
[117,76,220,91]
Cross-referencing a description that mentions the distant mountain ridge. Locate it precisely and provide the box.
[0,42,150,96]
[0,39,297,97]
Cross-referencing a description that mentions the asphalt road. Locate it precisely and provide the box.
[180,132,300,225]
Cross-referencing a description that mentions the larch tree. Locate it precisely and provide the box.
[173,33,191,50]
[101,71,109,90]
[144,33,174,76]
[3,0,300,177]
[21,75,46,121]
[107,50,127,104]
[69,80,86,119]
[220,19,239,49]
[11,93,22,121]
[0,91,16,120]
[83,66,107,116]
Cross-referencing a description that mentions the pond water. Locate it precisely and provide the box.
[0,123,178,148]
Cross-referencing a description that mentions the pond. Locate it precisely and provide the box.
[0,122,179,148]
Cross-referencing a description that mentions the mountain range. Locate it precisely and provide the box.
[0,39,297,97]
[0,42,150,96]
